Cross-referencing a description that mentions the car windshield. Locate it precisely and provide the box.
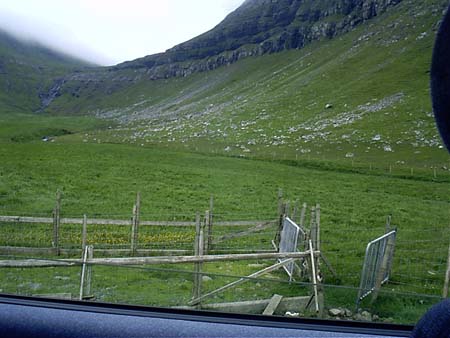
[0,0,449,327]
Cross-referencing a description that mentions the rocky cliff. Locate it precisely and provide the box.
[41,0,403,110]
[113,0,402,78]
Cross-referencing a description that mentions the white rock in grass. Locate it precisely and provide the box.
[372,134,381,141]
[329,308,342,316]
[383,145,393,152]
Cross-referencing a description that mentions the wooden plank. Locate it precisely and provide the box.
[0,251,317,268]
[262,294,283,315]
[175,296,310,315]
[80,251,317,266]
[0,215,271,228]
[0,247,196,257]
[0,259,75,267]
[0,246,56,255]
[0,246,192,256]
[0,216,53,224]
[189,259,295,306]
[32,293,72,300]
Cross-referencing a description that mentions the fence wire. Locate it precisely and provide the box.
[0,210,449,301]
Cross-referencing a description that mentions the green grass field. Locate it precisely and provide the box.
[1,0,450,325]
[0,112,448,324]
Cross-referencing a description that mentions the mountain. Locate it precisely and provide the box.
[1,0,449,165]
[0,29,93,113]
[115,0,402,77]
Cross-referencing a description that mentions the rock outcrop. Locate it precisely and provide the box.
[41,0,403,108]
[114,0,402,78]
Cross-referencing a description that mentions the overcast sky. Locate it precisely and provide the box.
[0,0,245,66]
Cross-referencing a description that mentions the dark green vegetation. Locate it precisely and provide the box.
[0,29,93,113]
[0,0,449,326]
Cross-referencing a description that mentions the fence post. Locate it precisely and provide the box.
[204,210,210,254]
[385,215,392,234]
[52,190,61,256]
[277,188,283,215]
[79,245,93,300]
[443,243,450,298]
[275,202,286,249]
[207,195,214,251]
[310,206,317,249]
[82,214,88,251]
[193,213,203,304]
[131,192,141,255]
[292,200,299,223]
[315,204,321,252]
[300,203,307,230]
[274,189,285,248]
[285,200,291,220]
[85,246,93,298]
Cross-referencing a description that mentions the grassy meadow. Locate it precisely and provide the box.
[0,111,449,324]
[0,0,450,325]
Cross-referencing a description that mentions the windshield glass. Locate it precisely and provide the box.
[0,0,449,327]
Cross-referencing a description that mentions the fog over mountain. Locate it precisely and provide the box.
[0,0,244,66]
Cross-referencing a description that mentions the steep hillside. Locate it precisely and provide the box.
[116,0,402,77]
[40,0,408,107]
[48,0,449,166]
[0,29,92,113]
[1,0,449,166]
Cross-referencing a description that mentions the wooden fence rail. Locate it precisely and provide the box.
[0,216,273,227]
[0,251,320,268]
